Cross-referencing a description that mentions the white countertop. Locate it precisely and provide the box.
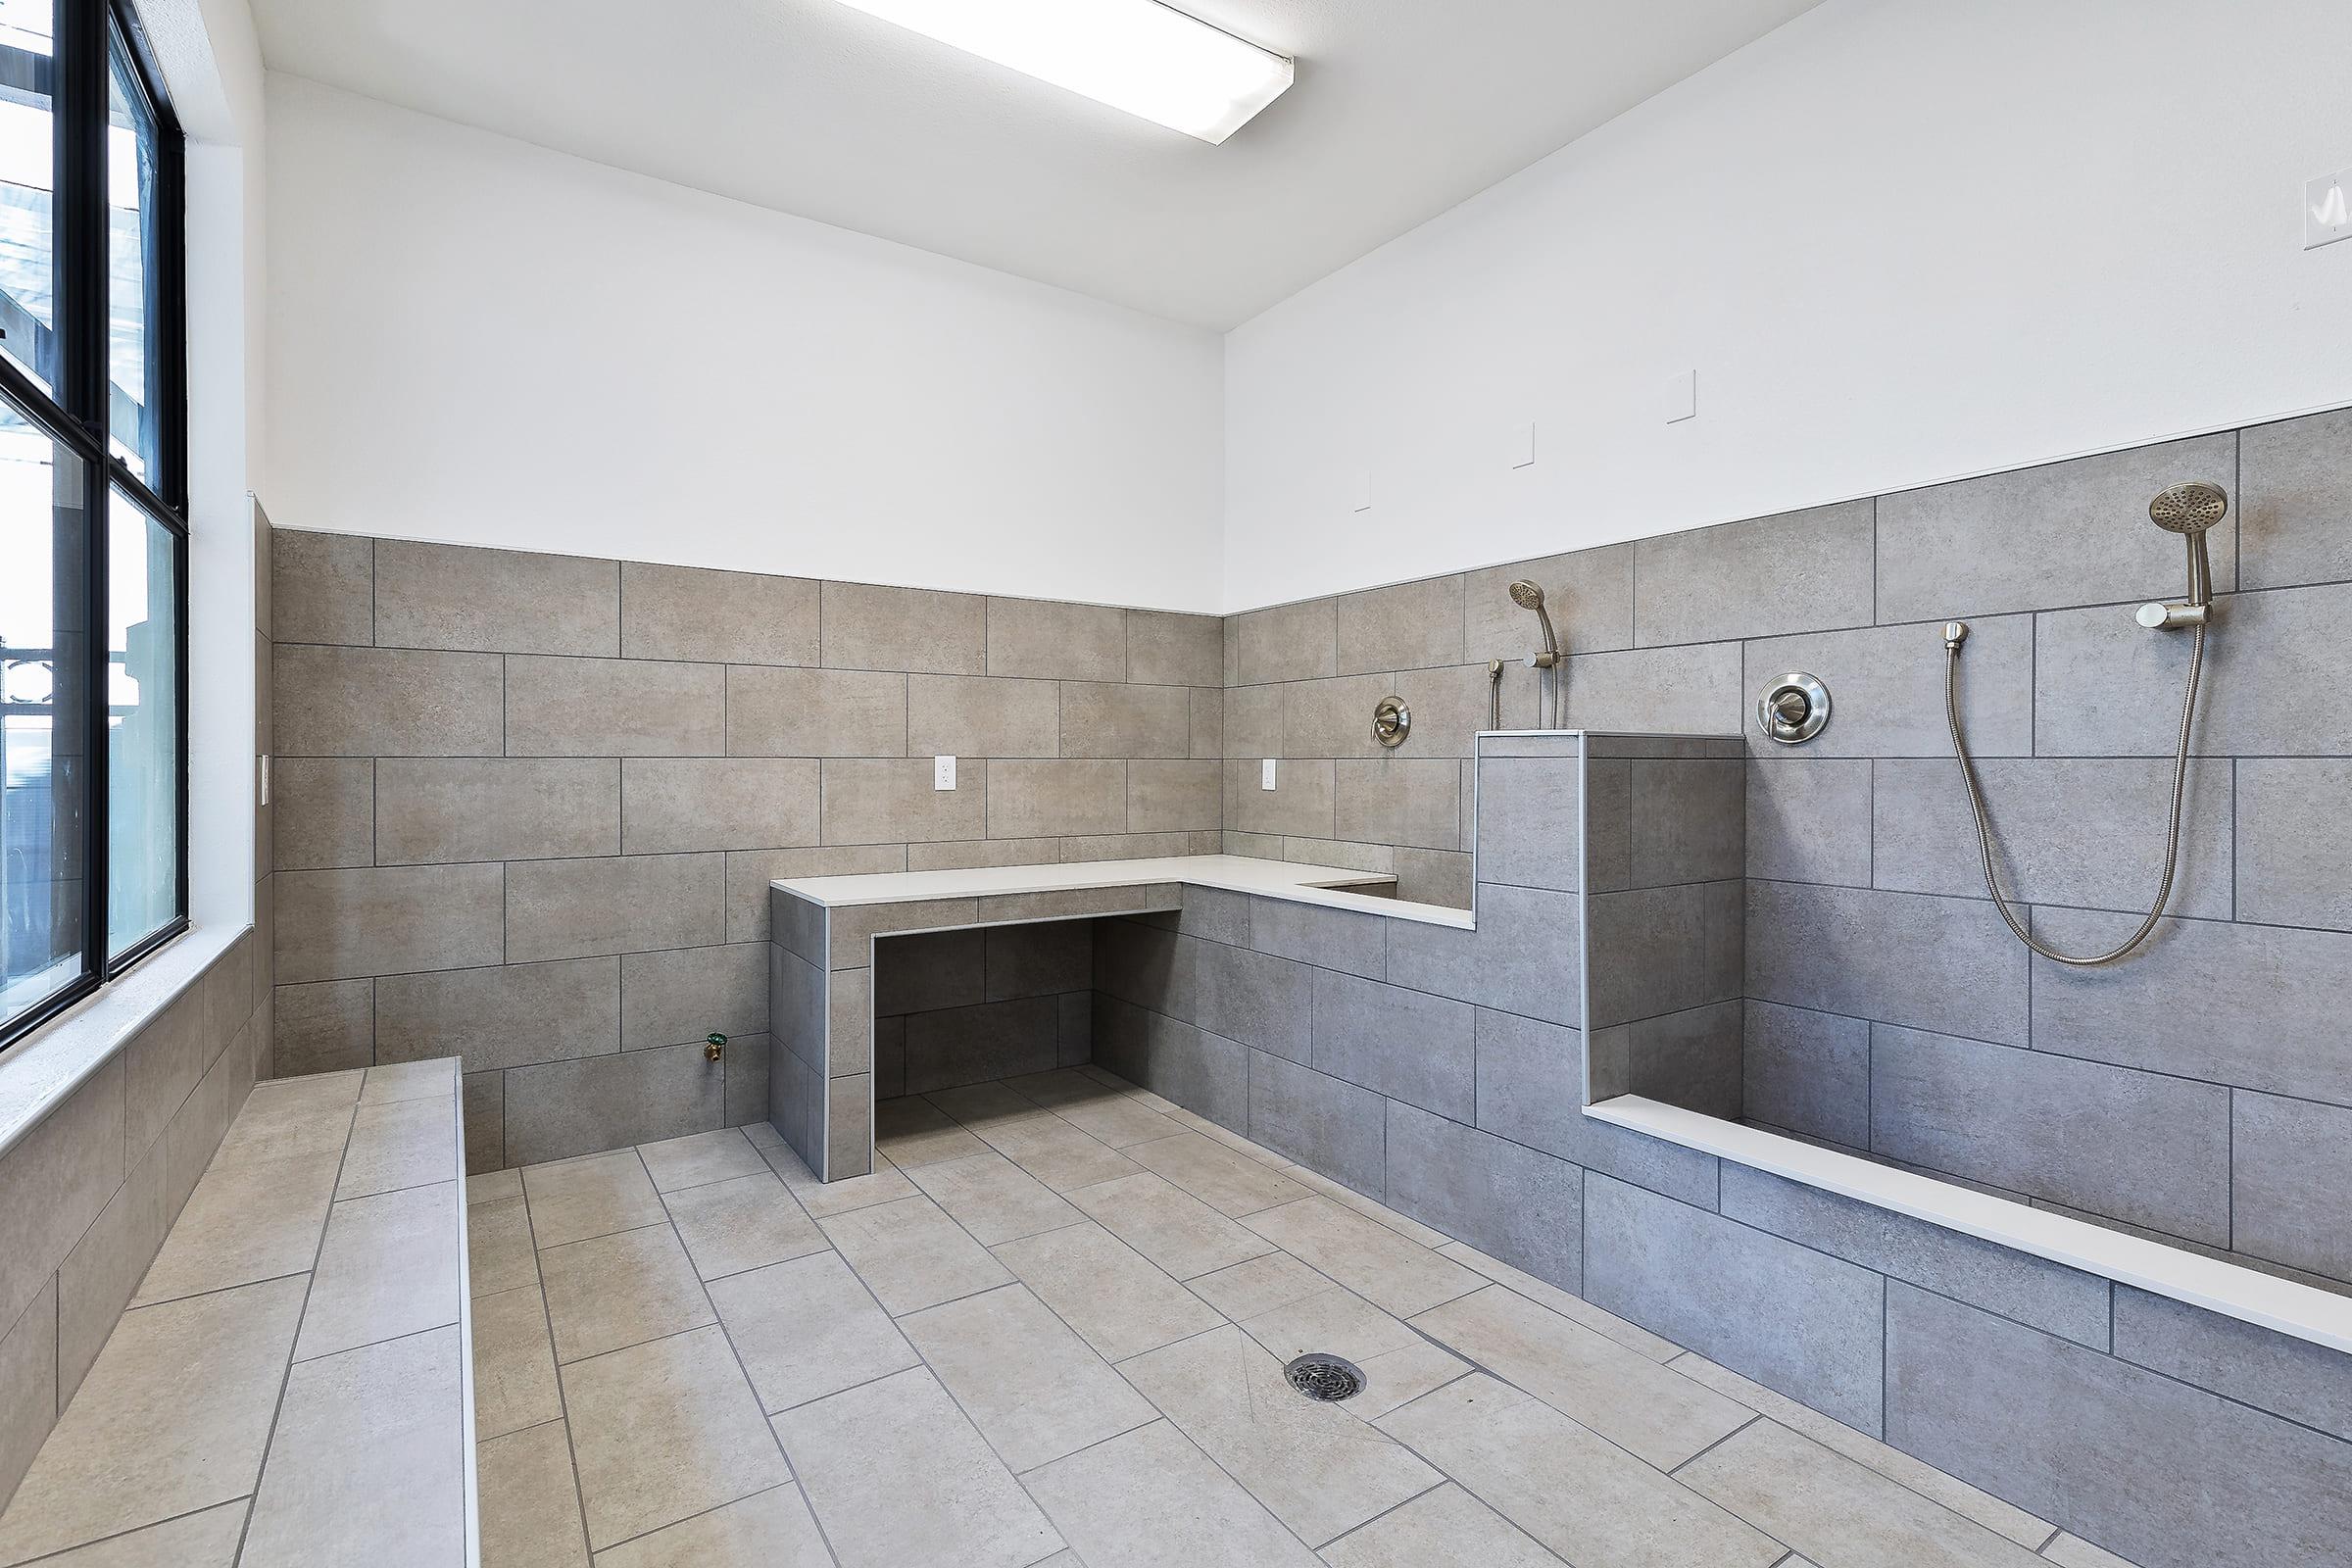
[775,854,1477,929]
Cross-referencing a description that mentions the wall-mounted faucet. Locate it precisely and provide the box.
[1508,579,1561,728]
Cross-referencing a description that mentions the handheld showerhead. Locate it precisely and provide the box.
[2140,482,2228,623]
[1507,579,1559,655]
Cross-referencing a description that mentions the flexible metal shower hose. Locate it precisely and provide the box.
[1942,624,2205,966]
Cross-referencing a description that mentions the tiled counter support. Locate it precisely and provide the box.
[0,1058,474,1565]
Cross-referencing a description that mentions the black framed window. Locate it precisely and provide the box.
[1,0,185,1048]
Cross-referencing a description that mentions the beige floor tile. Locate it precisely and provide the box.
[873,1097,991,1168]
[663,1171,826,1280]
[470,1186,542,1297]
[1000,1068,1113,1108]
[563,1325,792,1550]
[970,1112,1142,1192]
[816,1195,1010,1315]
[923,1081,1046,1129]
[992,1220,1222,1362]
[900,1284,1158,1473]
[470,1168,525,1204]
[0,1276,306,1563]
[362,1057,460,1105]
[904,1152,1083,1246]
[1053,1094,1182,1149]
[478,1418,590,1568]
[1123,1132,1310,1217]
[1376,1375,1782,1568]
[1067,1171,1276,1280]
[210,1086,355,1171]
[772,1367,1061,1568]
[523,1151,666,1249]
[1166,1107,1298,1172]
[707,1251,918,1412]
[1238,1286,1470,1420]
[336,1095,460,1199]
[1240,1199,1481,1318]
[23,1498,249,1567]
[541,1225,715,1362]
[636,1129,768,1194]
[1680,1420,2050,1568]
[1669,1351,2055,1548]
[474,1283,564,1440]
[1188,1251,1331,1321]
[1025,1420,1320,1568]
[1408,1285,1748,1469]
[1320,1483,1564,1567]
[296,1180,464,1361]
[1278,1165,1454,1251]
[242,1326,467,1568]
[2042,1534,2143,1567]
[130,1150,339,1306]
[761,1144,920,1219]
[1119,1324,1439,1547]
[593,1484,832,1568]
[1435,1241,1684,1362]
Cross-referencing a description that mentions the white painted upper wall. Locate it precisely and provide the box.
[1223,0,2352,611]
[264,76,1227,612]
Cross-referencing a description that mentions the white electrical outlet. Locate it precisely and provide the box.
[1260,758,1278,791]
[1508,422,1536,469]
[934,755,956,791]
[1665,369,1697,423]
[2307,171,2351,250]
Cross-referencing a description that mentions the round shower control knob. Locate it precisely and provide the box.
[1756,671,1831,744]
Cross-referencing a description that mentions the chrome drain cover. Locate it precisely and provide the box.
[1284,1353,1365,1402]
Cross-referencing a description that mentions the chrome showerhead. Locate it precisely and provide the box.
[1508,579,1545,611]
[2149,482,2229,534]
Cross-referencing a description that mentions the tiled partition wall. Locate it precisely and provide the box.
[1230,405,2352,1295]
[268,530,1223,1171]
[1097,740,2352,1568]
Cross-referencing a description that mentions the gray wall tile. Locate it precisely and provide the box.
[722,1032,772,1127]
[1747,881,2029,1046]
[821,581,985,674]
[725,846,905,943]
[1741,1001,1869,1148]
[375,956,619,1071]
[463,1072,501,1173]
[1629,758,1744,886]
[2238,407,2352,590]
[984,922,1092,1001]
[620,758,820,854]
[375,758,620,864]
[1559,642,1744,734]
[503,1044,725,1166]
[728,666,907,758]
[1872,758,2232,918]
[1587,882,1740,1029]
[874,929,987,1015]
[619,562,818,665]
[373,539,619,656]
[1126,760,1219,833]
[1720,1164,2111,1348]
[2230,1091,2352,1282]
[1125,611,1224,687]
[0,1276,57,1502]
[1248,1051,1385,1198]
[2234,760,2352,931]
[1884,1282,2352,1568]
[273,530,374,646]
[903,997,1061,1093]
[1237,598,1338,685]
[273,978,374,1076]
[619,943,768,1052]
[1224,758,1337,839]
[1746,615,2033,759]
[1389,881,1581,1028]
[1876,434,2238,622]
[275,645,504,758]
[1223,685,1281,759]
[985,760,1125,838]
[1384,1101,1583,1293]
[1471,1008,1719,1206]
[1475,754,1581,893]
[274,758,374,870]
[1335,758,1460,851]
[1334,575,1466,674]
[1583,1173,1886,1435]
[505,854,724,962]
[1464,544,1636,659]
[1745,759,1872,888]
[277,863,505,982]
[1392,848,1471,909]
[1247,898,1383,979]
[819,760,985,845]
[985,597,1125,681]
[505,656,725,758]
[1635,501,1875,645]
[1311,969,1476,1121]
[2030,908,2352,1104]
[904,674,1058,759]
[0,1056,124,1336]
[1189,686,1223,760]
[1192,937,1313,1063]
[1143,1011,1250,1131]
[2111,1285,2352,1443]
[1625,1001,1743,1119]
[1060,682,1189,759]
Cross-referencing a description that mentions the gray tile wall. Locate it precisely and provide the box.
[1227,406,2352,1296]
[271,531,1222,1171]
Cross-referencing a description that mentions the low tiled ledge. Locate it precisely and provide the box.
[1588,1094,2352,1357]
[0,1058,477,1566]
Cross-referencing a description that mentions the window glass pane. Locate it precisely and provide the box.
[1,392,87,1024]
[0,0,57,394]
[105,482,172,957]
[107,29,161,480]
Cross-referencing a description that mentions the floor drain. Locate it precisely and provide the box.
[1284,1353,1365,1402]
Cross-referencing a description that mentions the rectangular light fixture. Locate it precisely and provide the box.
[832,0,1294,144]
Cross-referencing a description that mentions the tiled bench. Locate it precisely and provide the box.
[0,1059,475,1567]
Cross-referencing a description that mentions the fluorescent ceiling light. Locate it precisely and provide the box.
[832,0,1294,144]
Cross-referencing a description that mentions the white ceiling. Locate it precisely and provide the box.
[248,0,1824,329]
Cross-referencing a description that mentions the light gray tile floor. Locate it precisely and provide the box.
[478,1069,2148,1568]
